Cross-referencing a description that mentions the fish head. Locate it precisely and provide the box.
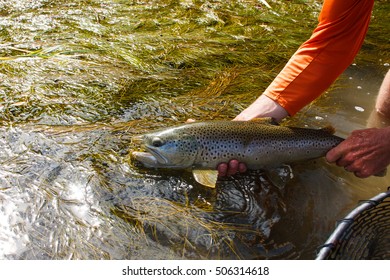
[132,128,198,169]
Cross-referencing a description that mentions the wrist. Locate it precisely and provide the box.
[234,95,288,122]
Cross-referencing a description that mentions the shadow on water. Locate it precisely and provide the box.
[0,0,389,259]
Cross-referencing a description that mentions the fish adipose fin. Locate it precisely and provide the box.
[320,125,336,135]
[192,169,219,188]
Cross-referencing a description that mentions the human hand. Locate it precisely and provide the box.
[234,94,288,122]
[217,95,288,177]
[326,127,390,178]
[217,159,247,177]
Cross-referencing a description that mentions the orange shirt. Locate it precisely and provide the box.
[264,0,375,116]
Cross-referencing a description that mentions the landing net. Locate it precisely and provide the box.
[316,188,390,260]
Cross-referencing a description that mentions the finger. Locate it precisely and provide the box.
[354,171,370,179]
[325,146,344,163]
[336,157,352,167]
[374,169,387,177]
[217,163,228,177]
[343,160,373,178]
[238,162,247,173]
[343,165,355,173]
[353,165,378,178]
[227,159,240,176]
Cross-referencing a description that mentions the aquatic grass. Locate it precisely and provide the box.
[112,195,263,259]
[1,0,389,260]
[358,0,390,66]
[1,0,324,125]
[0,45,82,61]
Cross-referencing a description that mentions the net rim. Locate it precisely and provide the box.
[316,187,390,260]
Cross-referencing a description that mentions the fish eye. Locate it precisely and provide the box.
[151,137,164,147]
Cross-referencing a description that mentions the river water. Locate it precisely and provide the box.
[0,0,389,259]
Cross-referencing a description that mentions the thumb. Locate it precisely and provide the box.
[325,146,342,163]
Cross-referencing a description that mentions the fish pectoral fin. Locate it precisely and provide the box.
[192,169,219,188]
[250,117,279,125]
[264,165,293,189]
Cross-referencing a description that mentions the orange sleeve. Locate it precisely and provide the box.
[264,0,374,116]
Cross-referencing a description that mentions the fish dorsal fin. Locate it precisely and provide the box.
[250,117,279,125]
[192,169,219,188]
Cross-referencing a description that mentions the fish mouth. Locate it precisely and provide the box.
[131,134,170,167]
[144,144,169,165]
[131,146,169,168]
[131,151,159,168]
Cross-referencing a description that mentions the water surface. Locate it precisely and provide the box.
[0,0,389,259]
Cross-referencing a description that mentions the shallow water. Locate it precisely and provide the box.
[0,0,389,259]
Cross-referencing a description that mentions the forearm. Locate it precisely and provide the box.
[375,70,390,118]
[265,0,374,116]
[236,0,374,121]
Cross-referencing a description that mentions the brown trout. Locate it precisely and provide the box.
[131,118,344,188]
